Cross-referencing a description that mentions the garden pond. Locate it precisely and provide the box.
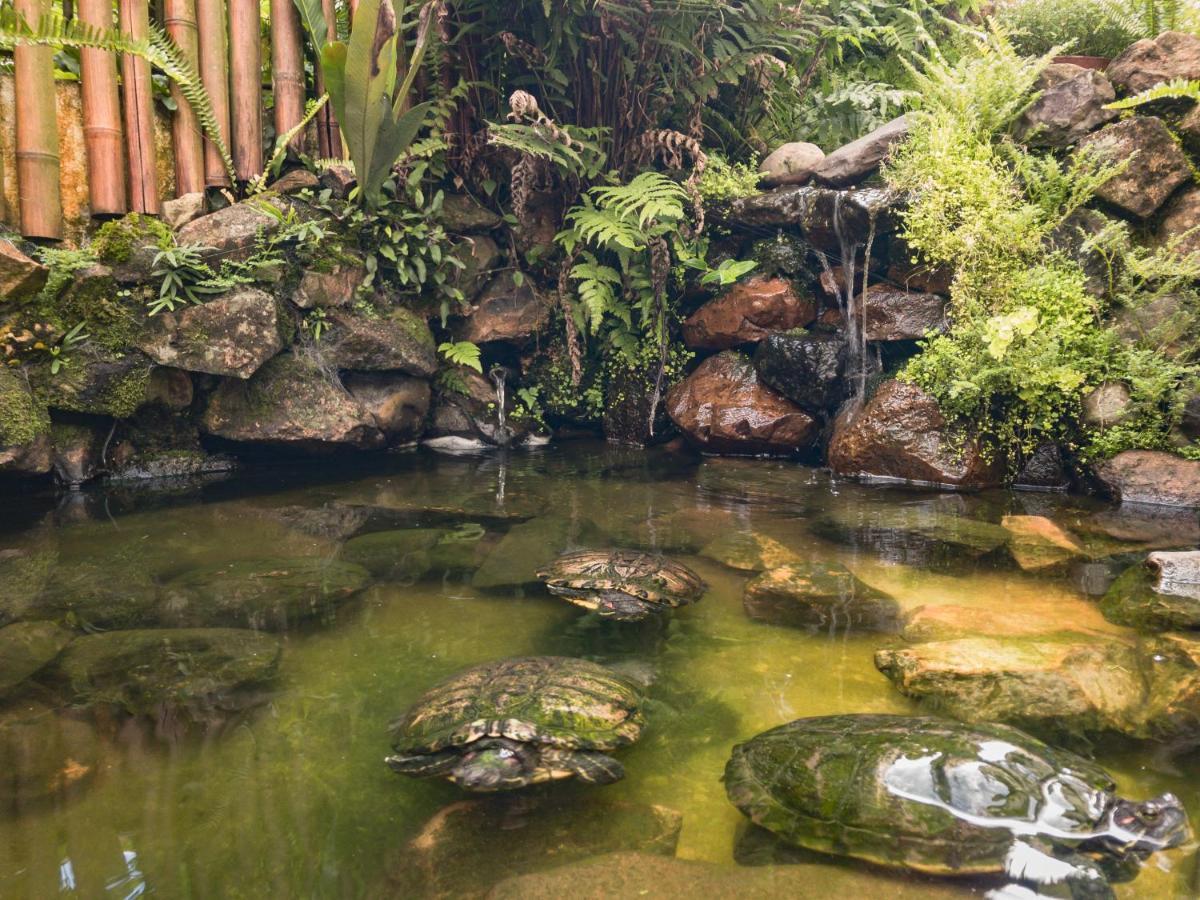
[0,442,1198,898]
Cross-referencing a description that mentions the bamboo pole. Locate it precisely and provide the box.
[196,0,232,187]
[78,0,128,216]
[270,0,305,154]
[315,0,342,159]
[13,0,64,239]
[119,0,160,213]
[164,0,205,195]
[228,0,262,181]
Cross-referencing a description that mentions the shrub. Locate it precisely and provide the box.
[995,0,1142,59]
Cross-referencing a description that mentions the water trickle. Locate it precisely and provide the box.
[489,365,510,447]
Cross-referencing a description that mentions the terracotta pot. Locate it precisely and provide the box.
[1053,55,1111,72]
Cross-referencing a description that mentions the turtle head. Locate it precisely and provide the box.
[1107,793,1192,853]
[449,739,537,792]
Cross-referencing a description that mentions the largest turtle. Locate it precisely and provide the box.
[387,656,644,792]
[724,715,1190,899]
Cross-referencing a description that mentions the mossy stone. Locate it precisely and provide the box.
[0,622,75,698]
[92,213,173,265]
[0,369,50,448]
[36,563,164,631]
[0,700,99,809]
[1100,564,1200,631]
[340,529,445,580]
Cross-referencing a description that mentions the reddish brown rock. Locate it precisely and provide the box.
[293,264,366,310]
[1093,450,1200,508]
[458,273,552,345]
[343,372,431,445]
[682,277,815,350]
[828,379,1003,489]
[1016,63,1118,148]
[666,352,818,456]
[176,202,279,264]
[858,285,947,341]
[1156,187,1200,260]
[0,238,49,302]
[1106,31,1200,96]
[1078,118,1192,220]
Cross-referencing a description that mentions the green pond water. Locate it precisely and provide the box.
[1,442,1197,898]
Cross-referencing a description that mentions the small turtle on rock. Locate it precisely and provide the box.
[387,656,644,792]
[724,714,1191,900]
[536,550,706,621]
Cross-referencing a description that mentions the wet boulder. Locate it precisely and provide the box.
[743,563,900,632]
[1106,31,1200,96]
[427,369,529,448]
[162,558,371,631]
[814,115,909,187]
[0,237,49,301]
[1078,118,1192,220]
[0,370,52,476]
[343,372,431,445]
[1155,186,1200,260]
[760,142,825,187]
[379,798,681,900]
[36,563,163,631]
[752,331,848,414]
[292,262,367,310]
[828,380,1003,489]
[318,307,438,375]
[138,287,286,379]
[1013,444,1071,492]
[1093,450,1200,508]
[666,351,818,456]
[682,276,816,350]
[53,628,282,718]
[1100,561,1200,630]
[0,622,74,698]
[1016,63,1118,148]
[471,514,605,590]
[0,701,98,812]
[1001,515,1087,571]
[49,422,106,487]
[201,354,385,451]
[727,186,895,255]
[457,272,552,345]
[700,531,802,572]
[176,200,279,264]
[858,285,947,341]
[875,637,1148,740]
[900,599,1117,642]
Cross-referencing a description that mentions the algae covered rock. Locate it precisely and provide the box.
[32,348,153,419]
[319,307,437,375]
[1101,562,1200,631]
[1001,514,1087,571]
[472,515,605,589]
[744,563,900,632]
[0,700,99,811]
[0,622,74,697]
[37,562,164,631]
[0,369,52,475]
[341,529,444,581]
[379,797,681,900]
[54,628,282,716]
[700,531,802,572]
[162,558,372,630]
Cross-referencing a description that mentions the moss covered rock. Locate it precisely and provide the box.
[743,563,900,632]
[317,307,437,375]
[1101,563,1200,631]
[91,213,173,283]
[0,700,99,810]
[32,349,153,419]
[340,529,444,580]
[0,369,51,474]
[0,622,74,698]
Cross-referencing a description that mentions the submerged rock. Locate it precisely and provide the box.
[828,380,1003,489]
[0,622,74,698]
[743,563,900,632]
[1078,117,1192,220]
[36,563,163,631]
[752,331,848,415]
[472,515,605,590]
[900,599,1117,642]
[1093,450,1200,508]
[1101,562,1200,630]
[812,503,1010,569]
[380,798,681,900]
[1001,515,1087,571]
[681,277,816,350]
[814,115,909,187]
[53,628,281,717]
[162,558,371,631]
[201,354,385,451]
[341,529,444,581]
[0,701,98,811]
[700,531,802,572]
[1016,63,1118,148]
[1139,632,1200,743]
[138,287,286,379]
[666,352,818,456]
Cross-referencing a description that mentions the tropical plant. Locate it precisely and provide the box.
[996,0,1143,58]
[149,246,223,314]
[0,5,235,182]
[292,0,440,208]
[438,340,482,373]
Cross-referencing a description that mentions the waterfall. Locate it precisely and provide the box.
[824,188,885,401]
[489,365,511,448]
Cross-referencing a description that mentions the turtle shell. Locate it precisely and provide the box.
[724,714,1117,876]
[536,550,706,609]
[391,656,644,755]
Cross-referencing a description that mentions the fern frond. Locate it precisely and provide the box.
[1107,78,1200,111]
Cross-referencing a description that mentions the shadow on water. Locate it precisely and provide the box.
[0,441,1197,897]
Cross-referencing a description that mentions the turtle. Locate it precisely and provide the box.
[386,656,644,792]
[724,714,1191,899]
[535,549,706,621]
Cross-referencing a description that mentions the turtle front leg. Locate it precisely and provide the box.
[385,749,461,778]
[987,840,1114,900]
[548,748,627,785]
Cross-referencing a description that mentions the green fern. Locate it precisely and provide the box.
[438,340,483,373]
[1107,78,1200,110]
[249,94,330,194]
[0,8,236,183]
[570,254,622,331]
